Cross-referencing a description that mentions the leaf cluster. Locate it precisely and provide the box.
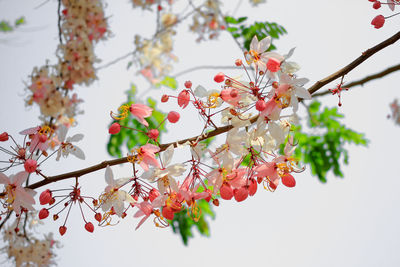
[292,101,368,182]
[0,17,25,33]
[224,16,287,51]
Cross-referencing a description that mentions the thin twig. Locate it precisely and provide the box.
[308,31,400,95]
[312,63,400,98]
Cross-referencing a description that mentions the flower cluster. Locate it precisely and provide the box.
[2,34,310,245]
[1,213,59,267]
[369,0,400,29]
[134,30,177,84]
[189,0,226,41]
[58,0,108,86]
[97,35,310,229]
[25,0,108,129]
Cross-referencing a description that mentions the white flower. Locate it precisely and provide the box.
[279,73,312,112]
[141,145,186,193]
[100,166,135,217]
[56,125,85,161]
[0,171,36,215]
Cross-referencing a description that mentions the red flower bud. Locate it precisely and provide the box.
[220,183,233,200]
[371,15,385,29]
[167,111,180,123]
[38,208,49,220]
[95,213,102,222]
[214,72,225,83]
[108,123,121,135]
[39,189,52,205]
[281,174,296,188]
[85,222,94,233]
[161,94,169,102]
[0,132,9,142]
[233,186,249,202]
[255,99,267,111]
[24,159,37,173]
[184,81,192,89]
[147,129,159,140]
[248,178,258,196]
[59,226,67,236]
[235,59,242,66]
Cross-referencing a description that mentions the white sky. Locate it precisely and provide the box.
[1,0,400,266]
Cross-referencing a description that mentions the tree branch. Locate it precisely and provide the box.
[311,63,400,98]
[25,115,260,190]
[9,33,400,194]
[308,31,400,95]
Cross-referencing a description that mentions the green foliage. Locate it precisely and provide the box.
[291,101,368,182]
[224,16,287,51]
[155,76,178,90]
[169,200,215,245]
[106,84,166,157]
[0,16,25,33]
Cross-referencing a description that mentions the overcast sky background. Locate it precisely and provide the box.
[1,0,400,266]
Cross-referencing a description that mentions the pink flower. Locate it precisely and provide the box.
[20,126,49,153]
[371,15,385,29]
[0,171,36,215]
[178,90,190,108]
[130,103,153,127]
[137,144,161,171]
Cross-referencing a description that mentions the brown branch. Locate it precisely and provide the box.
[311,63,400,98]
[25,115,259,191]
[308,31,400,95]
[11,33,400,194]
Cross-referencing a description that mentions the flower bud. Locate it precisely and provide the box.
[108,123,121,135]
[214,72,225,83]
[373,1,381,9]
[38,208,49,220]
[220,183,233,200]
[95,213,102,222]
[281,174,296,188]
[371,15,385,29]
[161,94,169,102]
[233,186,249,202]
[39,189,52,205]
[249,178,258,196]
[177,90,190,109]
[235,59,242,66]
[167,111,180,123]
[0,132,9,142]
[147,129,159,140]
[184,81,192,89]
[24,159,37,173]
[85,222,94,233]
[59,226,67,236]
[255,99,267,111]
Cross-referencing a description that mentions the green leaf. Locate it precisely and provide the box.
[156,76,178,90]
[0,21,13,32]
[225,16,238,24]
[15,17,25,26]
[291,100,368,182]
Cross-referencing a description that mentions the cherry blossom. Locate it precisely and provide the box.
[0,171,36,215]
